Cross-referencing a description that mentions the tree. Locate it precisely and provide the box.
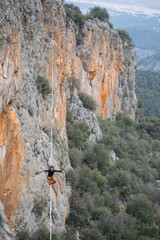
[64,3,85,28]
[81,228,106,240]
[126,194,154,224]
[89,7,110,21]
[84,144,109,174]
[117,29,134,47]
[78,92,97,111]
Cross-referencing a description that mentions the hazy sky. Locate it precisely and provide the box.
[66,0,160,16]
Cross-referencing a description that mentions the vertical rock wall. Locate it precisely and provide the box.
[65,21,137,119]
[0,0,137,236]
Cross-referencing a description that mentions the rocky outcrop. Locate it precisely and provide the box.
[65,20,137,119]
[0,0,137,237]
[69,96,102,145]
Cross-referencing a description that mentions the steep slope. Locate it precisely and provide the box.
[0,0,136,237]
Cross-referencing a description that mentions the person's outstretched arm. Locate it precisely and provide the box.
[54,170,64,173]
[43,170,49,172]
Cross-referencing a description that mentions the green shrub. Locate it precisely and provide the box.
[66,108,74,123]
[108,21,114,29]
[76,33,84,46]
[139,117,160,140]
[78,92,97,111]
[93,193,105,207]
[67,190,93,226]
[89,7,109,21]
[67,122,90,148]
[32,196,47,218]
[103,192,120,213]
[84,144,109,174]
[81,228,106,240]
[66,165,97,195]
[92,169,108,193]
[69,147,84,168]
[16,229,30,240]
[116,112,135,128]
[77,165,98,194]
[66,169,79,188]
[31,227,49,240]
[152,139,160,152]
[63,225,77,240]
[117,29,134,47]
[85,14,93,21]
[64,3,85,28]
[92,207,107,220]
[108,169,132,197]
[16,227,60,240]
[126,194,154,224]
[137,224,158,240]
[36,75,51,95]
[98,211,138,240]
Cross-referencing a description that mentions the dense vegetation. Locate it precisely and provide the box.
[64,4,114,45]
[78,92,97,111]
[136,70,160,117]
[117,29,134,47]
[64,4,110,25]
[65,111,160,240]
[17,227,60,240]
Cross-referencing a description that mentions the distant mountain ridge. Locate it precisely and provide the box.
[66,0,160,16]
[137,54,160,70]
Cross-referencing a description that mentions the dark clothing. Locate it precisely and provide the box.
[44,169,62,177]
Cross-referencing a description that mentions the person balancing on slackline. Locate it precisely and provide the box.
[43,166,64,186]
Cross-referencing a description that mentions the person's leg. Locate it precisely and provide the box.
[48,177,52,186]
[51,176,56,184]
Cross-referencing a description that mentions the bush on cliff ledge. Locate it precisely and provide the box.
[64,3,85,28]
[88,7,110,22]
[36,75,51,96]
[78,92,97,111]
[117,29,134,47]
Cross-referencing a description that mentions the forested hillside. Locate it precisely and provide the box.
[136,70,160,117]
[137,54,160,70]
[65,110,160,240]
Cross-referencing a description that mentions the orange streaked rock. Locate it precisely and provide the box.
[0,105,27,222]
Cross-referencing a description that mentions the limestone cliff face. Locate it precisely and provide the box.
[0,26,22,114]
[0,0,136,237]
[65,21,136,119]
[0,0,70,237]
